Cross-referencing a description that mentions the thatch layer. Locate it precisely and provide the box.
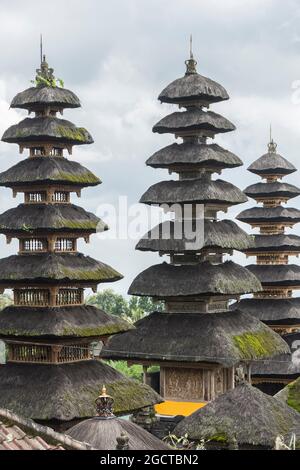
[152,109,235,135]
[128,261,261,298]
[0,305,131,338]
[248,153,296,176]
[103,310,289,365]
[0,361,161,420]
[0,157,100,188]
[67,417,169,450]
[245,182,300,200]
[136,219,254,253]
[174,383,300,448]
[237,206,300,224]
[0,203,104,234]
[276,376,300,413]
[146,142,242,170]
[246,264,300,286]
[10,86,81,110]
[234,297,300,323]
[251,353,300,377]
[0,253,123,285]
[244,234,300,253]
[158,72,229,105]
[140,177,247,206]
[2,117,93,145]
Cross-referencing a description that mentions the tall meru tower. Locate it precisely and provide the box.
[0,55,160,429]
[103,45,289,417]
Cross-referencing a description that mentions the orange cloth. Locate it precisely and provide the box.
[155,400,207,417]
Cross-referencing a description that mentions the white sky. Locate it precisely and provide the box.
[0,0,299,295]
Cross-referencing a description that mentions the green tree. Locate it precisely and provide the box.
[0,294,12,310]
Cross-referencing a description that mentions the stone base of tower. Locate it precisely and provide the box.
[0,360,161,424]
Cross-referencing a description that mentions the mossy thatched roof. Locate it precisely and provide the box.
[146,142,242,171]
[140,177,247,206]
[237,206,300,225]
[248,153,296,176]
[244,234,300,254]
[158,71,229,105]
[276,376,300,413]
[0,305,131,339]
[0,361,161,420]
[246,264,300,287]
[0,203,104,234]
[67,416,169,450]
[10,86,81,110]
[245,182,300,201]
[103,310,289,365]
[234,297,300,324]
[152,109,235,135]
[2,117,93,146]
[0,157,100,188]
[174,383,300,449]
[128,261,261,298]
[136,219,254,253]
[0,253,122,285]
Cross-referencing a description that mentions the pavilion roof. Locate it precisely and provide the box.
[248,152,296,177]
[244,234,300,253]
[246,264,300,286]
[10,86,81,111]
[237,206,300,224]
[245,181,300,200]
[233,297,300,324]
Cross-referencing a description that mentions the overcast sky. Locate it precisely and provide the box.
[0,0,300,296]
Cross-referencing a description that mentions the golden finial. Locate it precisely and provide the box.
[185,34,197,75]
[268,124,277,153]
[95,385,115,418]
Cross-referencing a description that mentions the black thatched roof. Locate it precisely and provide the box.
[245,182,300,200]
[146,142,242,170]
[10,86,81,110]
[102,310,289,366]
[234,298,300,324]
[248,153,296,176]
[152,109,235,135]
[2,117,93,146]
[276,376,300,413]
[0,157,100,188]
[128,261,261,298]
[140,177,247,206]
[0,305,131,339]
[0,253,122,285]
[244,234,300,254]
[67,417,168,451]
[0,203,104,234]
[0,361,161,420]
[173,383,300,449]
[237,206,300,224]
[246,264,300,287]
[136,219,254,253]
[158,72,229,105]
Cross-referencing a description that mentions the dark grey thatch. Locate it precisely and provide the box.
[158,72,229,105]
[128,261,261,298]
[0,157,100,188]
[0,203,104,234]
[0,361,161,420]
[136,219,254,253]
[276,376,300,413]
[0,252,123,285]
[102,310,289,365]
[234,297,300,324]
[245,182,300,200]
[2,117,93,145]
[173,383,300,449]
[244,234,300,253]
[237,206,300,224]
[146,142,242,170]
[246,264,300,286]
[0,305,131,338]
[67,417,168,451]
[10,86,81,110]
[152,109,235,135]
[251,353,300,378]
[248,153,296,176]
[140,177,247,206]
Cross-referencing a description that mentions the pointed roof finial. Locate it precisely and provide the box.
[268,123,277,153]
[95,385,115,419]
[40,34,43,66]
[185,34,197,75]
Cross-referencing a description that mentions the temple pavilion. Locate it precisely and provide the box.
[236,137,300,394]
[0,55,160,429]
[103,44,289,417]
